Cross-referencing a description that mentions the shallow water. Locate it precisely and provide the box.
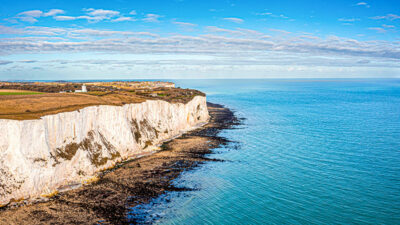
[131,79,400,224]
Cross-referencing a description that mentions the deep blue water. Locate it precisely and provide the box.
[130,79,400,224]
[24,78,400,224]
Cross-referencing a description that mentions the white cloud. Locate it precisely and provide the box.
[0,24,400,75]
[371,14,400,20]
[19,60,37,63]
[269,29,291,34]
[68,28,159,37]
[112,17,135,22]
[71,8,121,22]
[236,28,263,36]
[143,14,162,22]
[53,16,76,21]
[0,25,21,34]
[368,27,386,33]
[255,12,272,16]
[357,59,370,64]
[11,8,158,24]
[16,10,43,23]
[24,26,67,36]
[43,9,65,17]
[356,2,370,8]
[223,17,244,23]
[71,29,130,36]
[172,21,197,27]
[205,26,244,35]
[18,10,43,17]
[0,60,12,65]
[255,11,290,20]
[382,24,395,28]
[14,9,65,23]
[338,18,360,22]
[86,9,119,17]
[368,24,396,33]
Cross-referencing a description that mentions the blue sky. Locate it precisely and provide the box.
[0,0,399,79]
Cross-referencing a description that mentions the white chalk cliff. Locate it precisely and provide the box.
[0,96,209,206]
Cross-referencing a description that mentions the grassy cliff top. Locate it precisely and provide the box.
[0,82,205,120]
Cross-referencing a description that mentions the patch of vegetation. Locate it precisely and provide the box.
[0,91,43,95]
[144,141,153,149]
[55,143,80,160]
[54,131,121,167]
[85,91,107,96]
[33,158,47,163]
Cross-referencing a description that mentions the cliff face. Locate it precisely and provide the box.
[0,96,209,206]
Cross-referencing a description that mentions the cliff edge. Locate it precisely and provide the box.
[0,95,209,206]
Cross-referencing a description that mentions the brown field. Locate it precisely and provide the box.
[0,80,205,120]
[0,87,204,120]
[0,92,146,120]
[0,89,36,92]
[0,89,43,96]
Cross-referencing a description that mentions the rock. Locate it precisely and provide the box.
[0,96,209,206]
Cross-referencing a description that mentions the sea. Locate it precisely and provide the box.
[128,79,400,224]
[27,78,400,224]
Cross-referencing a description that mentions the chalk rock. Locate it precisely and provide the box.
[0,96,209,205]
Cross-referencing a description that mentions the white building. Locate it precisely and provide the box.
[75,84,87,93]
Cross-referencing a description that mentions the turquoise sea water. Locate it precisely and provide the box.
[133,79,400,224]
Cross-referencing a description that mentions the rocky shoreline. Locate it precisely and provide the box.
[0,102,240,224]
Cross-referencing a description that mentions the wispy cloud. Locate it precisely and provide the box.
[19,60,37,63]
[223,17,244,23]
[338,18,360,22]
[13,8,132,23]
[209,9,224,12]
[85,8,119,18]
[53,16,76,21]
[357,59,370,64]
[172,21,197,31]
[205,26,244,35]
[71,28,131,36]
[356,2,370,8]
[172,21,197,27]
[16,10,43,23]
[368,27,386,33]
[43,9,65,17]
[236,28,263,36]
[269,28,291,34]
[14,9,65,23]
[370,14,400,20]
[1,34,399,65]
[255,11,290,20]
[382,24,395,28]
[255,12,272,16]
[368,23,396,33]
[143,14,162,22]
[81,8,120,22]
[0,25,21,34]
[0,60,12,65]
[111,16,135,22]
[69,28,158,37]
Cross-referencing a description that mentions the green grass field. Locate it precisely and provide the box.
[0,91,43,95]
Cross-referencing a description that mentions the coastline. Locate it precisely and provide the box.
[0,102,240,224]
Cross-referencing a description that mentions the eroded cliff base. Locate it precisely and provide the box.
[0,103,240,225]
